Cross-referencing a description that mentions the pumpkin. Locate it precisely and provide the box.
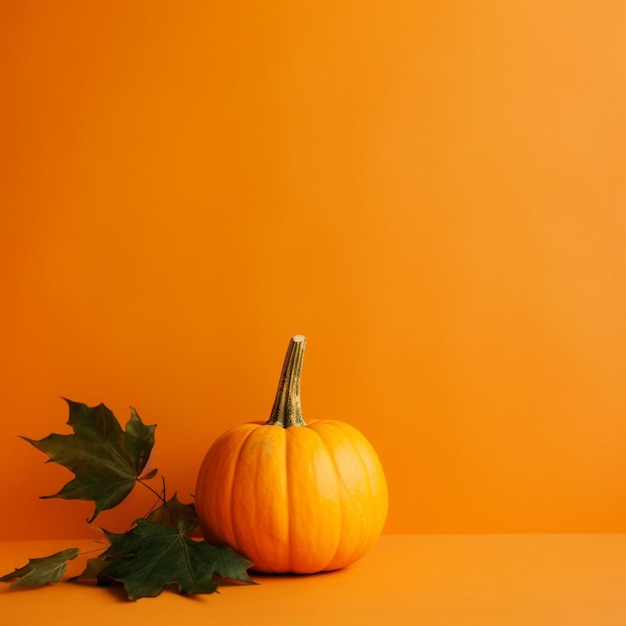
[194,335,388,574]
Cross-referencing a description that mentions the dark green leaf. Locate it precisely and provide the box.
[99,519,254,600]
[140,467,158,481]
[124,407,156,474]
[23,399,156,522]
[0,548,80,588]
[146,493,198,533]
[71,556,110,583]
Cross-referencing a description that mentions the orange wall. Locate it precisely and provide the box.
[2,1,626,539]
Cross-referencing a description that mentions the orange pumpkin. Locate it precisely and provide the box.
[194,335,388,574]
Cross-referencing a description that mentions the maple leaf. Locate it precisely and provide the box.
[94,519,255,600]
[73,556,109,582]
[145,493,198,534]
[23,399,156,522]
[0,548,80,588]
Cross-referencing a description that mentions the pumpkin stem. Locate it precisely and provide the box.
[266,335,307,428]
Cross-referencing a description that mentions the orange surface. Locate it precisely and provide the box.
[2,1,626,540]
[2,535,626,625]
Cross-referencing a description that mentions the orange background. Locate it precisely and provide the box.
[1,0,625,540]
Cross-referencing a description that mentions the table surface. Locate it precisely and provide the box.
[1,534,625,625]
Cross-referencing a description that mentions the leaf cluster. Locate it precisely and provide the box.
[0,400,254,600]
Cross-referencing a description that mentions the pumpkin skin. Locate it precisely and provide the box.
[194,336,388,574]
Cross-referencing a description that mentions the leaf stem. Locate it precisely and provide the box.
[136,475,178,518]
[79,546,107,556]
[137,476,166,503]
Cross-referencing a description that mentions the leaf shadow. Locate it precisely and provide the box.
[248,568,342,581]
[67,578,130,601]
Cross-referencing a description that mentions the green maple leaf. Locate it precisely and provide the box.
[73,556,109,582]
[0,548,80,588]
[146,493,198,534]
[95,519,255,600]
[23,399,156,522]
